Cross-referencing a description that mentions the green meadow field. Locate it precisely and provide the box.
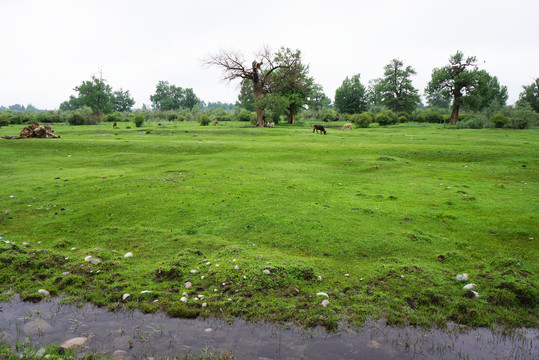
[0,121,537,330]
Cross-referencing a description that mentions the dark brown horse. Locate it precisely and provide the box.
[313,124,326,134]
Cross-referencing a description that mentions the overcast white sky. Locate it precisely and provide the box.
[1,0,538,110]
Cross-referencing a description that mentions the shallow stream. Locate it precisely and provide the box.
[0,297,537,359]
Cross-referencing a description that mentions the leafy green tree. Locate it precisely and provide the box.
[150,81,200,110]
[367,79,383,108]
[334,74,368,114]
[236,79,256,111]
[306,83,331,110]
[111,89,135,112]
[517,79,539,113]
[379,59,420,113]
[206,46,307,126]
[426,51,491,125]
[60,75,113,115]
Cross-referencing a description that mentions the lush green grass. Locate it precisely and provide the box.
[1,121,537,330]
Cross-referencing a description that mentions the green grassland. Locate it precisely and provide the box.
[0,121,537,330]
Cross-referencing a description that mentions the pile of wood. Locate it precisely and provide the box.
[2,123,60,139]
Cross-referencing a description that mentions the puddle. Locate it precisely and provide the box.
[0,297,537,359]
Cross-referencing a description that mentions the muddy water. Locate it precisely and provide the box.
[0,298,537,359]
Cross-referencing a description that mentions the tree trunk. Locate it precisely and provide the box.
[287,103,296,124]
[253,88,266,126]
[449,92,462,125]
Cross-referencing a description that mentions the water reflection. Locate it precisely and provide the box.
[0,297,537,359]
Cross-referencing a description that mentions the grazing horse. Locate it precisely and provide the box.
[313,124,326,134]
[342,123,353,131]
[113,122,117,128]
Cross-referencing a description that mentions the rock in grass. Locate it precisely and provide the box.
[38,289,50,296]
[234,265,239,270]
[122,294,130,301]
[60,337,88,349]
[35,348,46,358]
[202,302,207,308]
[84,256,93,262]
[112,350,128,360]
[23,320,53,335]
[456,273,469,281]
[464,290,480,298]
[180,297,188,303]
[184,281,192,289]
[124,252,133,258]
[89,258,101,265]
[262,269,271,275]
[190,269,198,274]
[321,300,330,308]
[317,276,322,281]
[463,283,477,290]
[316,292,329,298]
[22,242,30,247]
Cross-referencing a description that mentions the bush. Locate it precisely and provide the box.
[0,114,9,126]
[457,116,486,129]
[350,113,372,128]
[134,114,145,127]
[507,105,539,129]
[67,113,85,126]
[104,112,122,123]
[490,113,509,128]
[236,109,253,122]
[215,114,232,122]
[375,110,397,126]
[168,114,178,121]
[199,114,210,126]
[322,111,339,122]
[249,113,258,125]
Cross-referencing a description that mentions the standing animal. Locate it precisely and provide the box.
[113,122,117,128]
[342,123,353,131]
[313,124,326,134]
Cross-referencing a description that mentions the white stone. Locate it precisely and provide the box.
[61,337,88,349]
[202,302,207,308]
[122,294,130,301]
[263,269,271,275]
[234,265,239,270]
[71,247,76,250]
[198,294,205,299]
[201,276,205,279]
[233,259,236,262]
[112,350,128,360]
[471,290,480,298]
[456,273,469,281]
[84,256,93,262]
[22,242,30,247]
[62,272,70,276]
[321,300,330,308]
[204,328,213,333]
[190,269,197,274]
[180,297,188,303]
[141,290,152,294]
[124,252,133,258]
[184,281,192,289]
[35,348,46,358]
[463,283,477,290]
[153,299,159,303]
[317,276,322,281]
[344,274,350,277]
[214,289,218,292]
[182,292,188,297]
[316,292,329,298]
[243,276,247,280]
[38,289,50,296]
[90,258,101,265]
[205,262,211,266]
[215,264,219,267]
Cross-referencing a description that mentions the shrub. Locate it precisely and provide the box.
[168,114,178,121]
[490,113,509,128]
[457,116,486,129]
[375,110,397,126]
[67,113,85,126]
[396,112,411,123]
[215,114,232,122]
[249,113,258,125]
[177,114,186,121]
[0,114,9,126]
[134,114,145,127]
[322,111,339,122]
[425,111,444,123]
[350,113,372,128]
[236,109,253,122]
[199,114,210,126]
[507,105,538,129]
[104,112,122,123]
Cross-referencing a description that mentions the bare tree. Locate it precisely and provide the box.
[205,46,300,126]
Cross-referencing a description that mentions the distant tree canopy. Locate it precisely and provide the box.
[150,81,200,111]
[425,51,507,125]
[60,75,135,115]
[378,59,420,114]
[236,78,255,112]
[334,74,368,114]
[205,46,312,126]
[517,78,539,113]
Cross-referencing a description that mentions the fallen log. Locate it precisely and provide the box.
[2,123,60,139]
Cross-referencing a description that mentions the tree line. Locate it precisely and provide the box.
[1,47,538,129]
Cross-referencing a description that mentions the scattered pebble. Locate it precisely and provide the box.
[243,276,247,280]
[180,297,188,303]
[190,269,198,274]
[234,265,239,270]
[263,269,271,275]
[84,256,93,262]
[90,258,101,265]
[71,247,76,250]
[316,292,329,298]
[233,259,237,262]
[198,294,205,299]
[184,282,192,289]
[206,262,211,266]
[215,264,219,267]
[214,289,218,292]
[122,294,130,301]
[38,289,50,296]
[35,348,46,358]
[344,274,350,277]
[201,276,205,279]
[62,272,70,276]
[124,252,133,258]
[22,242,30,247]
[321,300,330,308]
[317,276,322,281]
[463,283,477,290]
[204,328,213,333]
[360,278,364,281]
[202,302,207,308]
[60,337,88,349]
[456,273,469,281]
[141,290,152,294]
[471,290,480,298]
